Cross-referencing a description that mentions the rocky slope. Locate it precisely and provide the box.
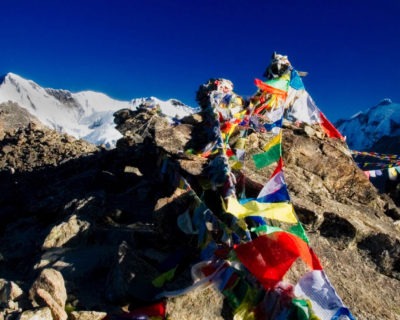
[0,106,399,320]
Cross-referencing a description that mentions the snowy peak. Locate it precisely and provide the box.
[376,98,393,106]
[1,72,87,125]
[0,73,195,148]
[336,99,400,151]
[0,72,131,147]
[1,73,49,103]
[130,96,199,119]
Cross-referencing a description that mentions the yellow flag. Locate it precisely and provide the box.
[225,197,297,224]
[262,131,282,151]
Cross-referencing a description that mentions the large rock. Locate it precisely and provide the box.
[17,307,53,320]
[0,279,23,304]
[42,214,91,250]
[70,311,107,320]
[29,269,67,320]
[0,279,26,312]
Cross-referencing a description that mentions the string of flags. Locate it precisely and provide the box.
[126,54,354,319]
[220,63,353,319]
[142,55,354,320]
[363,166,400,180]
[351,150,400,179]
[359,162,400,169]
[351,150,400,161]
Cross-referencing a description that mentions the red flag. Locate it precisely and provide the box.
[124,301,167,319]
[272,157,284,177]
[234,232,322,289]
[319,112,345,140]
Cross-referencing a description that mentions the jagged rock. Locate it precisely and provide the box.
[0,279,27,313]
[113,108,164,141]
[70,311,107,320]
[154,123,192,154]
[17,307,53,320]
[0,280,23,305]
[29,269,67,320]
[42,215,91,250]
[177,157,208,176]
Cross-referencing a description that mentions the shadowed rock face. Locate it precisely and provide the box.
[0,107,399,319]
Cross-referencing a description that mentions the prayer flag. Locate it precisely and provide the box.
[251,223,309,244]
[295,270,355,320]
[389,167,398,180]
[225,196,298,224]
[286,88,321,124]
[263,118,283,134]
[125,301,167,319]
[319,111,345,140]
[234,232,322,289]
[252,132,282,169]
[257,158,290,203]
[264,73,291,90]
[252,145,281,169]
[263,131,282,151]
[290,70,305,90]
[369,170,376,178]
[254,79,288,98]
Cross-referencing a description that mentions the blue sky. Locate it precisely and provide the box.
[1,0,399,121]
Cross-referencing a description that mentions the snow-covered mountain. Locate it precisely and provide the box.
[336,99,400,151]
[0,73,196,148]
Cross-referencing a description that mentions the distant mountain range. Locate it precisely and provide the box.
[1,72,399,153]
[0,73,196,148]
[336,99,400,152]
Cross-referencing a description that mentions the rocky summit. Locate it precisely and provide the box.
[0,106,399,320]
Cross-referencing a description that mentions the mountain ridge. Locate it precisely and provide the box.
[0,73,195,148]
[336,98,400,152]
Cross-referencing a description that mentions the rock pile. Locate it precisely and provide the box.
[0,106,399,319]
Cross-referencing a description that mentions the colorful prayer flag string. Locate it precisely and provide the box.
[351,150,400,161]
[154,68,354,319]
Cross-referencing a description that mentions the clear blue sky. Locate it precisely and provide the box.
[1,0,399,121]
